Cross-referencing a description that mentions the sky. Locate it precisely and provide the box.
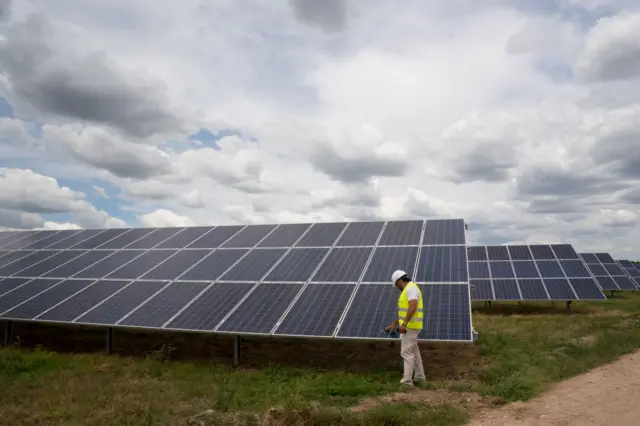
[0,0,639,259]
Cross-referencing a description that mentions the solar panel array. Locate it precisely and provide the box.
[614,260,640,287]
[579,253,638,291]
[0,219,474,342]
[467,245,606,301]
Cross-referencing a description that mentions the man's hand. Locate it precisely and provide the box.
[385,323,396,332]
[398,325,407,333]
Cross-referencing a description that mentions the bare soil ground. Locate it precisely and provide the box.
[468,350,640,426]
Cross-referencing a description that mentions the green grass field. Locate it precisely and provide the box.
[1,291,640,425]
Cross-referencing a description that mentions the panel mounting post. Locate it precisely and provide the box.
[233,335,241,366]
[566,301,572,314]
[3,321,12,346]
[106,327,114,354]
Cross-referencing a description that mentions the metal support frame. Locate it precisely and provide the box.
[233,335,241,366]
[106,327,113,354]
[3,321,12,346]
[566,300,572,314]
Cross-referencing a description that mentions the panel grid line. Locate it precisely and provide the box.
[0,278,69,317]
[505,245,524,300]
[112,226,253,326]
[526,246,551,300]
[269,222,352,336]
[0,230,63,250]
[331,221,388,338]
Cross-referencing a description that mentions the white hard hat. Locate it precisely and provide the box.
[391,270,407,286]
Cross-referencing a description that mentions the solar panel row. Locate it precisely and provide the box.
[579,253,638,291]
[0,219,466,251]
[613,260,640,288]
[468,245,606,301]
[0,219,475,342]
[0,246,468,283]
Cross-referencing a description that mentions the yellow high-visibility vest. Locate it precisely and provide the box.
[397,282,424,330]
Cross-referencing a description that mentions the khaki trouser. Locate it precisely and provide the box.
[400,328,426,385]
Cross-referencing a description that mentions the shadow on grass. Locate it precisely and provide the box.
[472,301,595,316]
[2,321,479,380]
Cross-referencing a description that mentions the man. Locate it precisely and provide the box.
[385,269,426,388]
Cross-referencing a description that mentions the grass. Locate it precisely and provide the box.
[0,292,639,425]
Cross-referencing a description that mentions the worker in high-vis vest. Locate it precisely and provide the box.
[385,269,426,388]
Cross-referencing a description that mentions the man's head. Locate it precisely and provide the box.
[391,269,411,290]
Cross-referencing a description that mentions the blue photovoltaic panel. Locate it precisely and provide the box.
[219,249,287,281]
[166,282,255,331]
[492,280,520,300]
[470,280,493,300]
[217,283,302,334]
[421,284,472,341]
[140,250,211,280]
[295,222,347,247]
[415,246,467,282]
[512,261,539,279]
[489,261,515,279]
[544,279,576,299]
[336,284,399,339]
[38,280,132,322]
[1,279,93,319]
[595,253,615,263]
[155,227,212,249]
[264,248,329,282]
[73,250,146,279]
[12,251,85,278]
[560,260,591,278]
[0,251,58,276]
[46,230,105,249]
[21,230,81,250]
[570,279,607,300]
[222,224,277,248]
[467,246,487,261]
[580,253,599,263]
[551,244,579,260]
[273,284,355,337]
[311,247,373,282]
[507,245,533,260]
[125,228,183,249]
[536,260,565,278]
[468,262,490,279]
[187,226,244,249]
[486,246,510,261]
[604,264,625,276]
[529,245,556,260]
[586,263,607,276]
[179,249,248,281]
[76,280,166,325]
[594,276,618,291]
[106,250,179,280]
[517,279,549,300]
[0,251,36,269]
[43,250,116,278]
[97,228,155,249]
[422,219,465,245]
[335,221,383,246]
[119,281,209,328]
[258,223,311,248]
[0,231,39,249]
[0,231,51,250]
[0,278,33,296]
[361,246,418,282]
[69,228,130,249]
[613,276,637,290]
[618,260,633,268]
[0,278,62,313]
[377,220,423,246]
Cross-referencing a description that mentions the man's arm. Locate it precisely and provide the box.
[402,299,418,326]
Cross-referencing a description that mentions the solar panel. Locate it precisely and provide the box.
[469,245,605,301]
[0,219,474,343]
[580,253,638,291]
[614,260,640,289]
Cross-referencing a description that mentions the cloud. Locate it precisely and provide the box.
[576,11,640,82]
[0,13,187,137]
[139,209,195,227]
[289,0,348,33]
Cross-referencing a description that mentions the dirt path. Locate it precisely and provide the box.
[468,350,640,426]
